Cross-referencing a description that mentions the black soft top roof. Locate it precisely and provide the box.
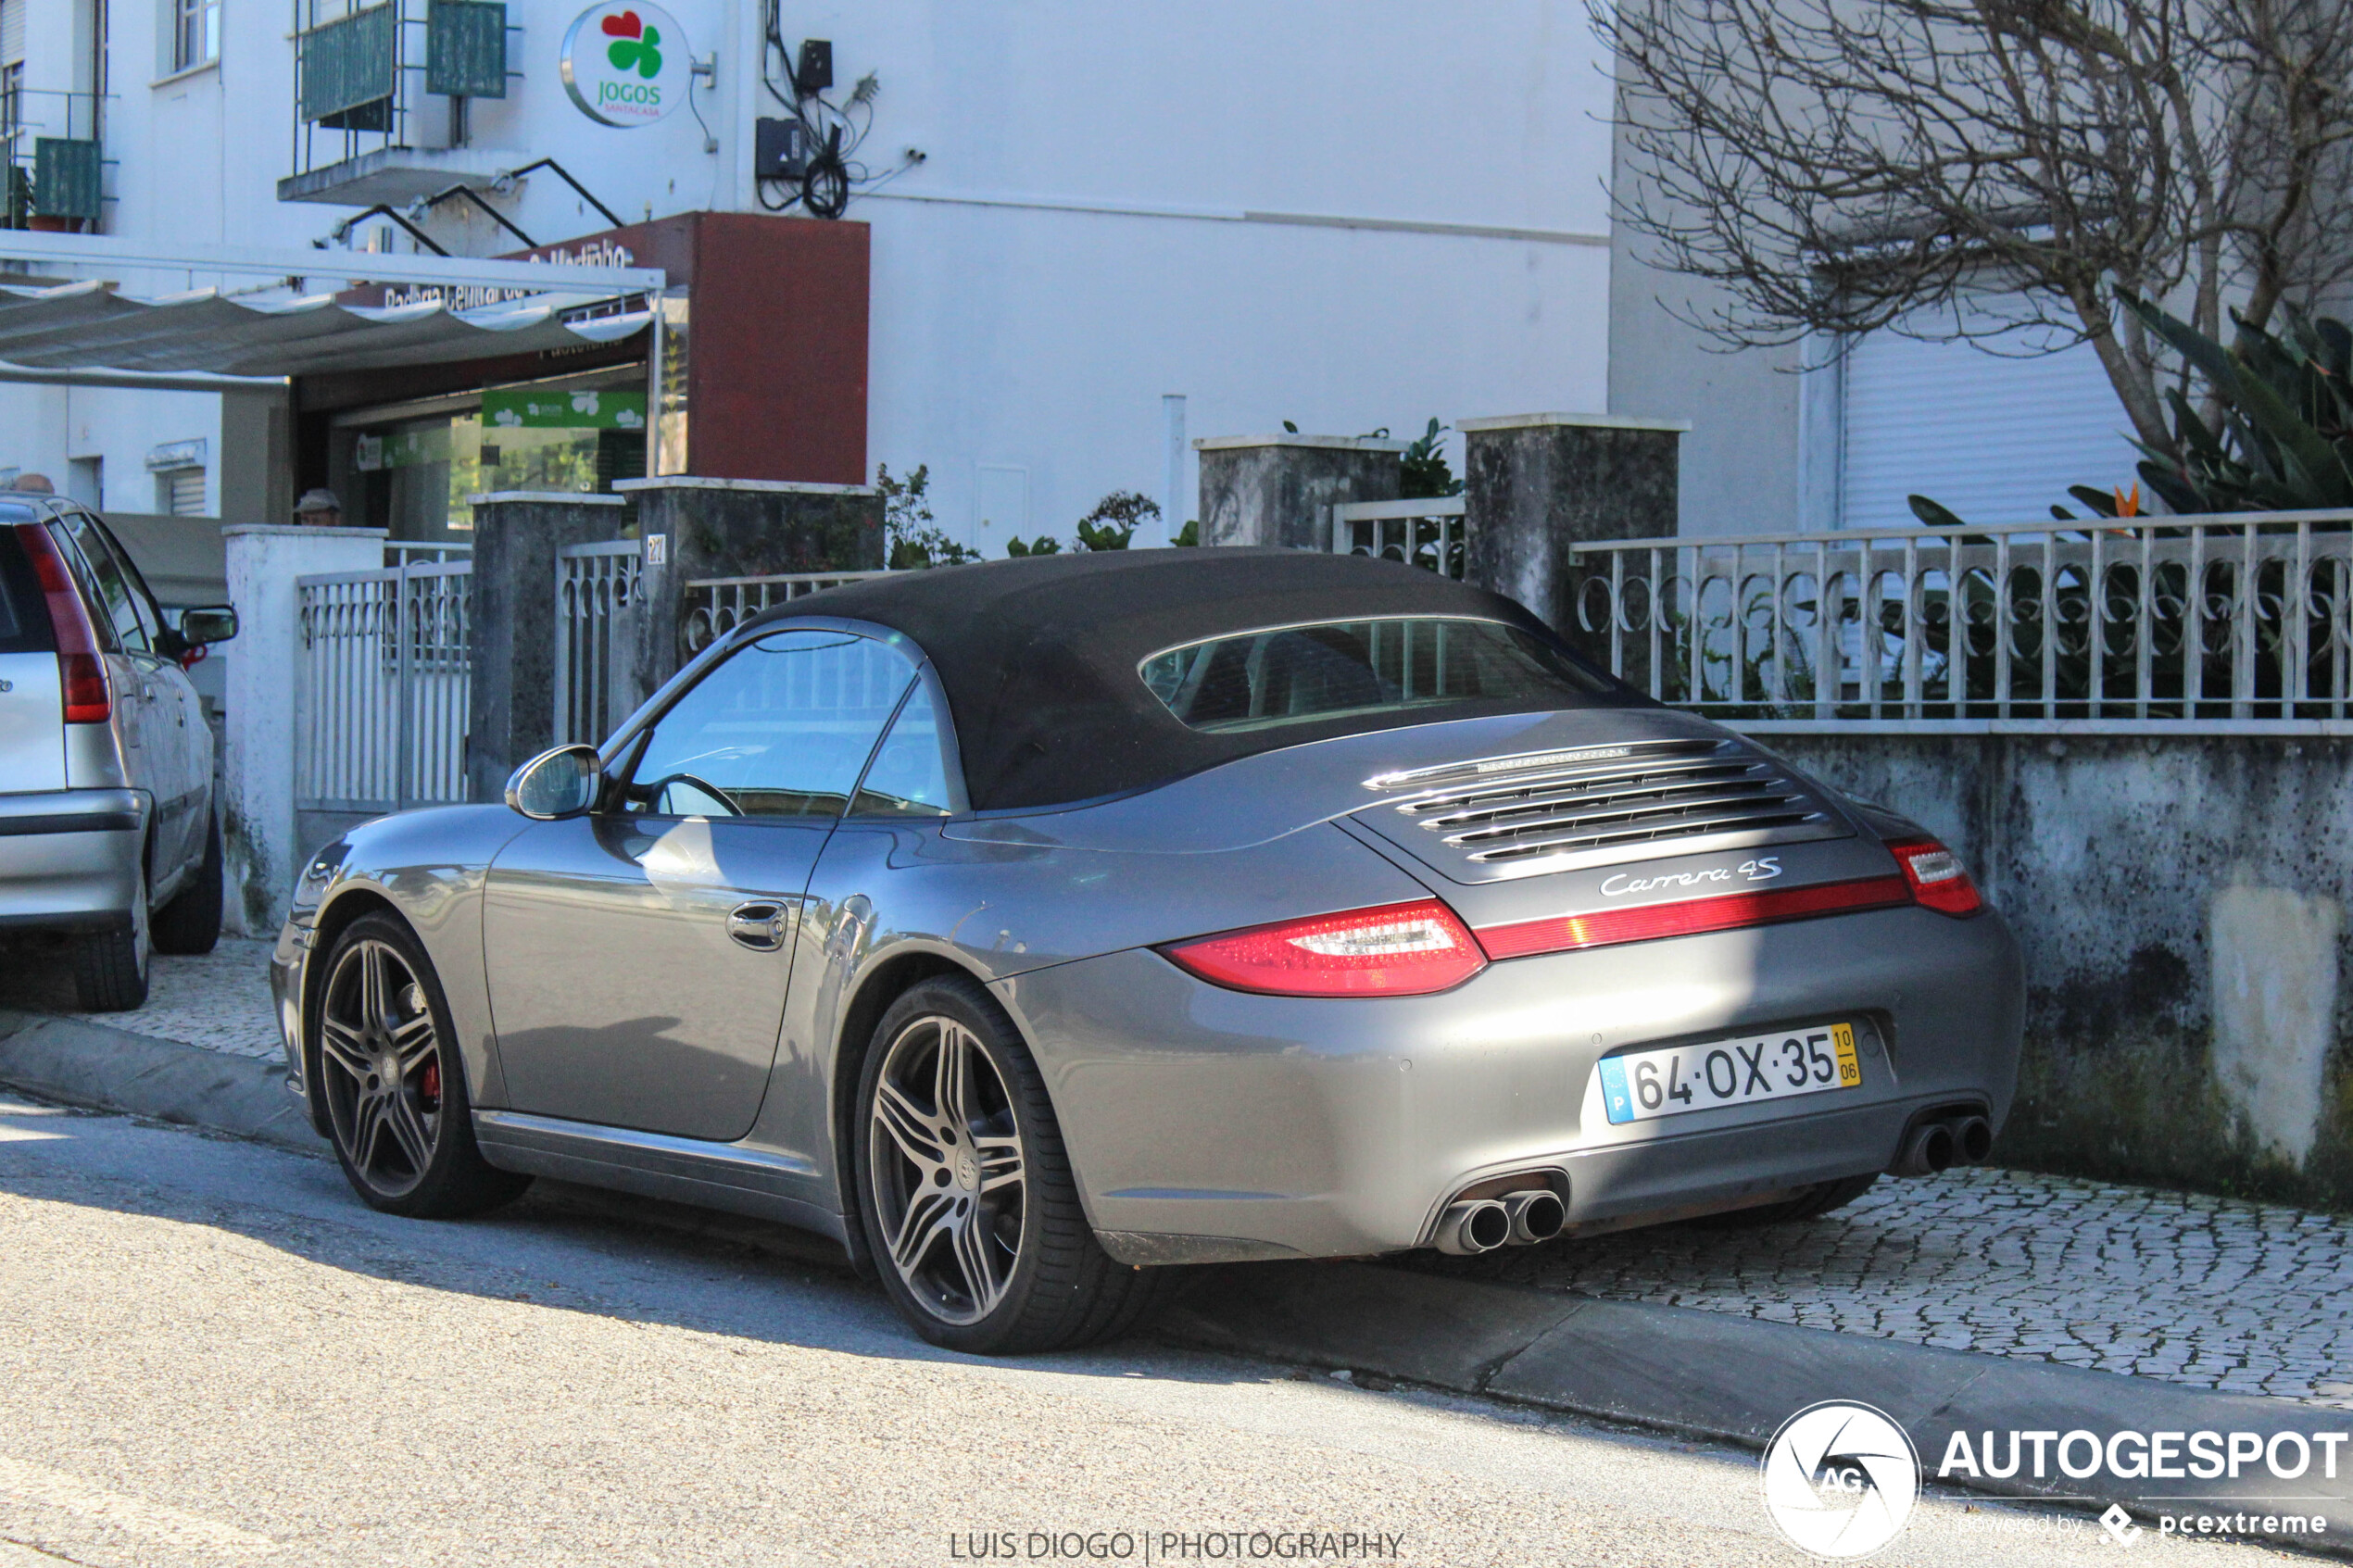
[753,548,1607,811]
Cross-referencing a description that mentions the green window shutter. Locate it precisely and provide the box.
[32,138,99,221]
[426,1,506,98]
[298,4,396,124]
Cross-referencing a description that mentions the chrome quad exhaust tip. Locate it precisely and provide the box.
[1433,1198,1513,1255]
[1499,1188,1566,1245]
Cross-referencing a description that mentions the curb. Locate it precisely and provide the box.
[1161,1261,2353,1555]
[0,1010,317,1155]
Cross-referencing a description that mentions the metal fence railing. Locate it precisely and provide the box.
[1567,511,2353,733]
[553,540,645,747]
[681,571,894,656]
[295,557,472,811]
[1332,496,1466,580]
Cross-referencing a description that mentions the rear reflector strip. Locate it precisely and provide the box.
[1474,874,1914,960]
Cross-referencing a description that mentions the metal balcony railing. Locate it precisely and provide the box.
[0,88,109,231]
[288,0,511,185]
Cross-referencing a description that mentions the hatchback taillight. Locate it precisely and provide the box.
[1162,898,1487,997]
[1886,836,1982,916]
[14,522,109,723]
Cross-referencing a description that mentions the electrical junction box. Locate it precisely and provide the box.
[755,118,807,180]
[794,39,833,95]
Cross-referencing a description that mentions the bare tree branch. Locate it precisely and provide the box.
[1598,0,2353,462]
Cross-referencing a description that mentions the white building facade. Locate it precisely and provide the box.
[1,0,1617,548]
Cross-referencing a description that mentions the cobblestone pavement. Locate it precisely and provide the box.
[10,942,2353,1411]
[0,938,281,1059]
[1424,1167,2353,1409]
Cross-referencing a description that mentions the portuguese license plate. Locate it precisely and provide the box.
[1596,1022,1862,1125]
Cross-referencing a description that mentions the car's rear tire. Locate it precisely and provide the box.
[316,913,530,1219]
[853,975,1177,1355]
[1689,1173,1881,1229]
[71,860,150,1011]
[152,809,223,956]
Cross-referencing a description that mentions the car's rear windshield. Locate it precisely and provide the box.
[1139,615,1617,734]
[0,518,55,656]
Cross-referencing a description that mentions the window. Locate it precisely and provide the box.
[174,0,221,71]
[1139,617,1617,734]
[851,681,955,818]
[156,467,206,515]
[53,510,157,652]
[623,630,918,820]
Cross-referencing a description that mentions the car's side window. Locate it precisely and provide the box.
[850,679,955,819]
[53,512,151,653]
[42,521,123,654]
[622,628,918,820]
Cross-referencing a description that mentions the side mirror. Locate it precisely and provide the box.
[156,606,238,659]
[176,605,239,646]
[505,744,603,820]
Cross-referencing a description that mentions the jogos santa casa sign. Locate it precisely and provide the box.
[560,2,689,127]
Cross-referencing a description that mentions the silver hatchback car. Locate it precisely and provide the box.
[0,495,237,1009]
[274,550,2021,1354]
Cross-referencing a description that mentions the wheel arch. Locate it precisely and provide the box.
[827,946,1002,1281]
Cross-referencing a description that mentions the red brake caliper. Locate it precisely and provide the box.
[419,1060,442,1113]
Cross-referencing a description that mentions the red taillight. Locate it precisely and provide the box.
[1163,898,1487,997]
[1475,875,1914,960]
[1886,836,1982,916]
[13,522,108,723]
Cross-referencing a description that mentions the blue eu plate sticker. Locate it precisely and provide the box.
[1597,1055,1634,1125]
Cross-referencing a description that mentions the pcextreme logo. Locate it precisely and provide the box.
[1759,1401,1921,1559]
[560,2,689,127]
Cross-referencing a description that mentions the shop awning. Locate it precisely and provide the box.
[0,279,649,378]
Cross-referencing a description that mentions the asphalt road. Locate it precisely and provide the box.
[0,1095,2306,1567]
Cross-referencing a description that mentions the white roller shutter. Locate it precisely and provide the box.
[0,0,21,68]
[161,468,207,516]
[1841,320,2143,531]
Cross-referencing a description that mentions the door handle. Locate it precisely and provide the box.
[726,901,790,951]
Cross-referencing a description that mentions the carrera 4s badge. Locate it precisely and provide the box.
[1599,856,1782,898]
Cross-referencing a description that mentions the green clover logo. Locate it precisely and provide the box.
[599,10,662,78]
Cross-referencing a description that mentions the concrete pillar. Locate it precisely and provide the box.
[1460,413,1686,636]
[220,524,386,935]
[614,476,885,696]
[1192,434,1405,550]
[463,492,632,804]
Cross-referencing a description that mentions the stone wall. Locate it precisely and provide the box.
[1768,731,2353,1209]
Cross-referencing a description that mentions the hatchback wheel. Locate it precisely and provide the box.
[70,858,150,1011]
[854,976,1178,1354]
[316,914,529,1218]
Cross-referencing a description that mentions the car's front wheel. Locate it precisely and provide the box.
[854,976,1175,1354]
[315,914,529,1218]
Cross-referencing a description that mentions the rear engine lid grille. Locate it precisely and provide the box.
[1353,737,1847,882]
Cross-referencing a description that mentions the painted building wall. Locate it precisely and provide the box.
[0,1,1617,546]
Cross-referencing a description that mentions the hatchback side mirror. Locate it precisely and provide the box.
[506,744,604,820]
[155,605,239,658]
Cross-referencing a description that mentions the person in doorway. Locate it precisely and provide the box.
[9,473,54,493]
[294,488,345,527]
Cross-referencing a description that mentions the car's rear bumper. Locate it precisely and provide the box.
[0,788,146,933]
[996,902,2024,1263]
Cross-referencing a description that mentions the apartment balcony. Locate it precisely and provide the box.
[276,0,515,208]
[0,88,109,233]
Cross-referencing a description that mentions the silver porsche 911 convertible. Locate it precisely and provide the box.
[271,549,2022,1353]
